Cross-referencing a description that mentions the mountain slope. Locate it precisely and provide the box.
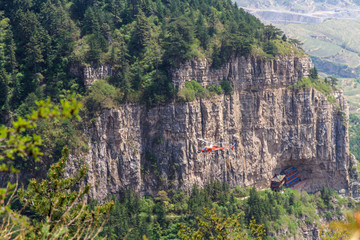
[282,19,360,77]
[235,0,360,24]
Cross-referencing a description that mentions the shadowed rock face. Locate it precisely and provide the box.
[67,55,351,203]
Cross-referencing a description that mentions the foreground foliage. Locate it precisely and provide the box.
[0,98,113,239]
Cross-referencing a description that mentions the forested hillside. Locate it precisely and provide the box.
[2,1,358,240]
[0,0,290,120]
[0,0,297,179]
[98,182,357,239]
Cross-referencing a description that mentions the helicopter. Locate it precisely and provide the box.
[197,138,235,153]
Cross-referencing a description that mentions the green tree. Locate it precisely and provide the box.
[0,68,8,109]
[263,25,283,41]
[247,188,264,224]
[328,76,338,86]
[288,38,303,48]
[263,41,277,55]
[164,16,195,66]
[130,9,152,56]
[4,27,17,73]
[87,33,103,62]
[195,13,209,50]
[83,7,98,35]
[310,67,319,80]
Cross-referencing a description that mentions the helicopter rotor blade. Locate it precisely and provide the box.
[197,138,212,144]
[213,141,232,146]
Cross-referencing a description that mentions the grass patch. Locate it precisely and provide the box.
[289,76,338,105]
[251,43,276,60]
[273,40,306,57]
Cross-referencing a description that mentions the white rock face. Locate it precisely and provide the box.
[67,55,352,204]
[70,63,112,89]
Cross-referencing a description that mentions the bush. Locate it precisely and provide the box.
[178,86,196,101]
[178,80,207,101]
[221,81,233,95]
[324,211,334,220]
[263,41,278,56]
[207,84,223,95]
[85,79,122,113]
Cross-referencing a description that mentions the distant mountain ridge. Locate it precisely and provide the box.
[282,19,360,77]
[234,0,360,78]
[235,0,360,24]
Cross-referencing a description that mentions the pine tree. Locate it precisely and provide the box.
[4,28,17,73]
[310,67,319,80]
[195,13,209,49]
[0,68,8,109]
[130,9,152,56]
[247,188,264,224]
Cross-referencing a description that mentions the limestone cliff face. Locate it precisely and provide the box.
[68,55,351,203]
[70,63,112,89]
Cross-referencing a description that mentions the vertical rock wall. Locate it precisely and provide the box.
[68,55,351,202]
[70,63,112,89]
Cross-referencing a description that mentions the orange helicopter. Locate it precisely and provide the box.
[197,138,235,153]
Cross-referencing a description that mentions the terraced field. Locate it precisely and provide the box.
[282,19,360,78]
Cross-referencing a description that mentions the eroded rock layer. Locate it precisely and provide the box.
[68,55,351,202]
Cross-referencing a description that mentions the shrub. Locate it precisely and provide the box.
[207,84,223,95]
[324,211,334,220]
[221,81,233,95]
[177,80,207,101]
[85,79,122,113]
[263,41,278,56]
[178,86,196,101]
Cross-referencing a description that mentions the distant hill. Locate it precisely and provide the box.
[283,19,360,78]
[235,0,360,24]
[234,0,360,78]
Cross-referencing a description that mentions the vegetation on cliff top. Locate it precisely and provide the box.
[289,68,339,104]
[0,0,302,117]
[177,80,233,102]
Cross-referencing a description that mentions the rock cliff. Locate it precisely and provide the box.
[70,63,112,89]
[67,55,352,203]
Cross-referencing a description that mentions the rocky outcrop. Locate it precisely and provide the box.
[70,63,112,89]
[67,55,351,204]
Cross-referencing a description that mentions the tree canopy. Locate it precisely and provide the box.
[0,0,288,112]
